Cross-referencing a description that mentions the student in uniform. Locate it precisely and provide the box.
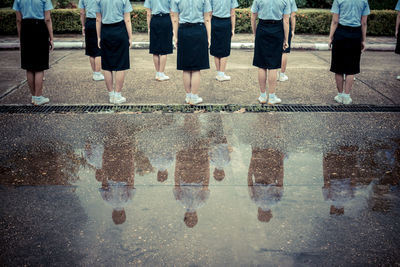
[171,0,212,105]
[13,0,54,106]
[210,0,238,82]
[251,0,290,105]
[329,0,370,105]
[278,0,297,82]
[395,0,400,80]
[145,0,173,81]
[95,0,133,104]
[79,0,104,81]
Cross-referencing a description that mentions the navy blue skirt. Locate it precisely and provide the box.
[253,20,284,70]
[85,18,101,57]
[330,24,362,75]
[100,21,130,71]
[150,14,173,55]
[20,19,50,71]
[177,23,210,71]
[283,24,292,54]
[210,16,232,58]
[396,32,400,55]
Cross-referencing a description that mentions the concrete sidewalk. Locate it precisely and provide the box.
[0,33,397,51]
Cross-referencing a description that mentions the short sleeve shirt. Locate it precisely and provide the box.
[210,0,238,18]
[289,0,298,14]
[171,0,212,23]
[78,0,97,18]
[331,0,370,27]
[13,0,53,20]
[396,0,400,11]
[144,0,171,15]
[251,0,291,20]
[94,0,133,24]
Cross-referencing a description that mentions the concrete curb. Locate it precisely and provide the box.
[0,41,395,51]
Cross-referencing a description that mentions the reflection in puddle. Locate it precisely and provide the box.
[0,114,399,265]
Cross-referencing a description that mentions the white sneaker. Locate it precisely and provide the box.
[258,95,267,104]
[114,95,126,104]
[342,95,352,105]
[185,95,191,104]
[190,96,203,105]
[396,75,400,80]
[278,73,288,82]
[93,73,104,81]
[334,94,343,104]
[268,95,282,105]
[216,75,231,82]
[33,96,49,105]
[158,74,170,81]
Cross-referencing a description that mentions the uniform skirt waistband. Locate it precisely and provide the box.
[212,15,230,20]
[152,13,170,17]
[338,24,361,32]
[102,20,124,27]
[259,19,282,25]
[86,17,96,21]
[22,18,45,24]
[179,22,204,27]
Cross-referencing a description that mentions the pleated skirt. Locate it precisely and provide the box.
[85,18,101,57]
[210,16,232,58]
[100,21,130,71]
[330,24,362,75]
[253,20,284,70]
[20,19,50,71]
[177,23,209,71]
[149,14,173,55]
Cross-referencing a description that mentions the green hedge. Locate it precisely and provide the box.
[0,7,397,36]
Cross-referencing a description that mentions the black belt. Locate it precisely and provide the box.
[338,24,361,32]
[179,22,204,27]
[86,18,96,21]
[152,13,170,17]
[212,16,230,20]
[22,19,44,24]
[259,19,282,24]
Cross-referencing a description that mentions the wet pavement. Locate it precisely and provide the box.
[1,113,399,266]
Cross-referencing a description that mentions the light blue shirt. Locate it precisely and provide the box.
[144,0,171,15]
[95,0,133,24]
[12,0,53,20]
[251,0,291,20]
[396,0,400,11]
[171,0,212,23]
[331,0,370,27]
[211,0,238,18]
[79,0,97,18]
[289,0,297,14]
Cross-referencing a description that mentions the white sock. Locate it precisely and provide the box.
[260,92,267,98]
[217,71,224,76]
[115,92,121,98]
[192,94,199,100]
[156,72,161,77]
[343,93,350,98]
[269,93,275,99]
[159,72,165,77]
[109,91,115,97]
[338,92,344,96]
[186,93,192,98]
[94,72,101,75]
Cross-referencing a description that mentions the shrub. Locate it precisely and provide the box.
[0,8,397,36]
[237,0,252,8]
[0,0,13,8]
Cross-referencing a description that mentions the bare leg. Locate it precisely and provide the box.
[159,55,167,73]
[103,70,113,92]
[153,54,160,72]
[344,74,354,94]
[34,71,44,96]
[94,57,101,72]
[214,57,221,72]
[89,57,96,72]
[267,69,278,94]
[220,57,228,73]
[190,71,201,95]
[335,73,344,93]
[183,71,191,93]
[26,71,35,95]
[258,68,267,93]
[281,53,288,73]
[115,71,125,93]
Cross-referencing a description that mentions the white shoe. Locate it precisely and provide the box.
[190,96,203,105]
[268,95,282,105]
[158,74,170,81]
[397,75,400,80]
[278,73,288,82]
[114,95,126,104]
[185,95,191,104]
[342,95,352,105]
[216,75,231,82]
[258,95,267,104]
[334,94,343,104]
[33,96,49,105]
[93,73,104,81]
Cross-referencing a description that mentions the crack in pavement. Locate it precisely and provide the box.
[310,51,397,105]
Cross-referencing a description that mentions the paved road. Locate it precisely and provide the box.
[0,49,399,106]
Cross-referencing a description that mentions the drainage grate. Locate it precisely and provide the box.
[0,104,400,114]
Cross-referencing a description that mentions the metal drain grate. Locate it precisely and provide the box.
[0,104,400,114]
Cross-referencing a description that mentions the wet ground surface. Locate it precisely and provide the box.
[0,50,399,105]
[1,113,399,266]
